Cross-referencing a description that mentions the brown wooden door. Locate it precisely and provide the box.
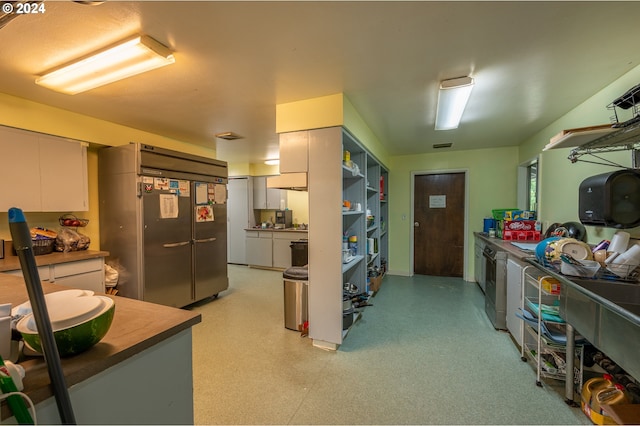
[413,173,465,276]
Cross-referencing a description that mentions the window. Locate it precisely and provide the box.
[526,161,538,211]
[517,157,539,213]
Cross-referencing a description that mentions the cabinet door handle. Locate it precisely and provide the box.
[414,221,420,227]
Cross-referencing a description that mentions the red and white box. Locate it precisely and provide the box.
[501,220,540,241]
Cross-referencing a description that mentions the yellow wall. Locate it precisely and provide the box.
[275,94,344,134]
[272,93,388,228]
[0,92,217,247]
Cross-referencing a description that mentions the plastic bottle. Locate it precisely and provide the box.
[595,383,629,415]
[348,235,358,256]
[582,374,614,415]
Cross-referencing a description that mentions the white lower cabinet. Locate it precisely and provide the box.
[272,233,301,269]
[246,231,307,268]
[5,257,105,293]
[5,266,50,281]
[51,258,105,293]
[246,231,273,267]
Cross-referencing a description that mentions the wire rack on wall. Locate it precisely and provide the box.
[567,83,640,168]
[568,118,640,170]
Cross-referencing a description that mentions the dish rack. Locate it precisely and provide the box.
[538,258,639,283]
[608,83,640,128]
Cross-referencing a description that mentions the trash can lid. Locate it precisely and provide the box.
[283,266,308,279]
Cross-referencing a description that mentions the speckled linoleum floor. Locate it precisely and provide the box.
[189,265,590,425]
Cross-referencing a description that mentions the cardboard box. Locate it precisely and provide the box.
[492,209,536,221]
[502,220,537,232]
[498,220,541,241]
[504,210,537,221]
[369,275,382,293]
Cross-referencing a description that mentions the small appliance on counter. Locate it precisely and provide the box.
[274,210,293,229]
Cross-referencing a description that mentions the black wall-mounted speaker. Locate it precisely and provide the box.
[579,170,640,228]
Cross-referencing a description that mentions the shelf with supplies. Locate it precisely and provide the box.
[343,164,364,179]
[293,125,388,350]
[342,255,364,273]
[519,265,584,389]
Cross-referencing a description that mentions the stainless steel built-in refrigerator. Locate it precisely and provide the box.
[98,143,228,308]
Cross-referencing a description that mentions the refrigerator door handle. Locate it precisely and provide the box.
[162,241,191,248]
[194,237,217,243]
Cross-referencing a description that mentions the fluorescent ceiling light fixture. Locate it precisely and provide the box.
[264,159,280,166]
[434,76,474,130]
[35,35,175,95]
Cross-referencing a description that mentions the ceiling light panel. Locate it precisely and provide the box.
[435,76,474,130]
[36,35,175,95]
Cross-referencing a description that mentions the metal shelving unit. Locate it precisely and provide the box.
[520,266,584,389]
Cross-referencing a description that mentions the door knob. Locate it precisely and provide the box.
[414,222,419,227]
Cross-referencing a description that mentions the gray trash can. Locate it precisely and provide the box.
[283,266,308,331]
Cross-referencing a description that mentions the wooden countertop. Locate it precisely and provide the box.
[0,249,110,272]
[0,273,201,416]
[245,228,309,233]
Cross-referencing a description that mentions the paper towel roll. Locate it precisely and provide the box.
[609,231,630,253]
[613,244,640,265]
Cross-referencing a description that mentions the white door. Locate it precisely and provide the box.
[227,177,251,264]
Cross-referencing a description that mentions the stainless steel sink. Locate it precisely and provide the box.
[570,278,640,316]
[560,277,640,380]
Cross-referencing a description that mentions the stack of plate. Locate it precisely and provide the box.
[14,289,115,357]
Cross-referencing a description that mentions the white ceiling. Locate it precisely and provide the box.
[2,1,640,165]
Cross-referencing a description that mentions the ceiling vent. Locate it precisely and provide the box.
[215,132,244,141]
[433,143,453,149]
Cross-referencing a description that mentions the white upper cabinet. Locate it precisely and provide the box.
[0,128,42,211]
[0,126,89,212]
[279,131,309,173]
[253,176,286,209]
[39,134,88,211]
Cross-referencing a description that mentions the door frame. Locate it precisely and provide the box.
[410,169,470,280]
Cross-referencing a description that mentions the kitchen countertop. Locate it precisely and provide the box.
[0,249,110,272]
[0,273,201,418]
[474,232,537,260]
[245,228,308,233]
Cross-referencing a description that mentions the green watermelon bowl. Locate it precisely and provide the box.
[16,293,115,357]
